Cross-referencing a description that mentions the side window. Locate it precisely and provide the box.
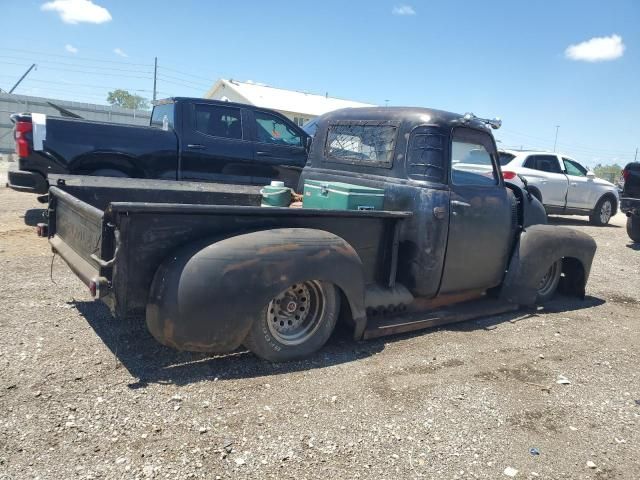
[194,104,242,140]
[407,126,445,183]
[525,155,562,173]
[255,112,302,147]
[563,158,587,177]
[451,138,498,186]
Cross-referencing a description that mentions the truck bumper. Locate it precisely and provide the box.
[620,197,640,216]
[7,163,48,194]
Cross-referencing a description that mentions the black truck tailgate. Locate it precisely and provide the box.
[48,186,107,288]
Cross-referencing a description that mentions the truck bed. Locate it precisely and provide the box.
[47,175,411,318]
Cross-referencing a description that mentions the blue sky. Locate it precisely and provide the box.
[1,0,638,167]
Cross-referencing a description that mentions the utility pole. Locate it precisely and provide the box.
[153,57,157,102]
[553,125,560,152]
[635,147,638,161]
[9,63,37,94]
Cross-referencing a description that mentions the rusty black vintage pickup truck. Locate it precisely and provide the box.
[43,106,597,361]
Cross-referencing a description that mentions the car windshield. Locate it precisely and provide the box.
[499,152,516,165]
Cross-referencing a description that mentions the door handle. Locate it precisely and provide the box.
[433,206,447,219]
[187,144,206,150]
[256,151,272,156]
[571,182,578,187]
[451,200,471,208]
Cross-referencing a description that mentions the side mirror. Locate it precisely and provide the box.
[587,171,596,179]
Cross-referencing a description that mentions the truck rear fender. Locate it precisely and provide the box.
[71,152,142,177]
[146,228,366,353]
[499,225,597,306]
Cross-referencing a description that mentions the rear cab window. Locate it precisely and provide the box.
[325,121,397,168]
[150,103,175,129]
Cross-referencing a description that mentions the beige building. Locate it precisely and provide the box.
[204,79,375,126]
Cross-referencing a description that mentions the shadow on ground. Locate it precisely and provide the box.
[23,208,47,226]
[626,243,640,251]
[73,294,604,388]
[547,216,621,228]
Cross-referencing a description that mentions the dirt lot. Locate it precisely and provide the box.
[1,163,639,480]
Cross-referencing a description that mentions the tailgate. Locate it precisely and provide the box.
[48,186,106,288]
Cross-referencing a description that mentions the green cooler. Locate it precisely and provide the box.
[303,180,385,211]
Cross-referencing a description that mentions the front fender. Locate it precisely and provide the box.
[146,228,366,353]
[499,225,596,306]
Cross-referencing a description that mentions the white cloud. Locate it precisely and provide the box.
[65,44,78,54]
[565,34,625,62]
[392,4,416,15]
[41,0,112,24]
[113,48,128,58]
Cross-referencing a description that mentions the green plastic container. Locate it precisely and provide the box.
[303,180,385,211]
[260,181,291,207]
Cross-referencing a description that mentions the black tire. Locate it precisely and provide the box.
[535,259,562,303]
[244,280,340,362]
[589,196,614,226]
[627,215,640,243]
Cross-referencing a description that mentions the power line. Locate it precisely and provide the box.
[0,55,153,74]
[0,47,154,67]
[0,75,153,93]
[501,127,636,157]
[0,61,153,80]
[157,71,211,89]
[158,64,219,83]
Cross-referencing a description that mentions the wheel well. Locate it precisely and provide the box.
[72,153,141,177]
[528,186,542,202]
[558,257,586,297]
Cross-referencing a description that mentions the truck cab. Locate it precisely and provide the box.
[300,107,536,298]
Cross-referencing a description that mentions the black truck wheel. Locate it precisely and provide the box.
[589,196,614,226]
[244,280,340,361]
[536,259,562,303]
[627,215,640,242]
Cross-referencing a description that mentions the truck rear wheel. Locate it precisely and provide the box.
[244,280,340,361]
[536,259,562,303]
[627,215,640,242]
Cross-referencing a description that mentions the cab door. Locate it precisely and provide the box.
[247,109,307,188]
[180,102,255,184]
[439,128,513,294]
[562,157,594,210]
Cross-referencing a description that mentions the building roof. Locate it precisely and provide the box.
[205,79,375,116]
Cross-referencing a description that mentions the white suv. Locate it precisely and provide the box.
[499,150,618,225]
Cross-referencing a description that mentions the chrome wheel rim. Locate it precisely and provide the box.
[600,200,612,224]
[267,281,326,346]
[537,261,560,297]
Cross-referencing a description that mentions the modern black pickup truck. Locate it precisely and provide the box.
[43,106,597,361]
[8,97,309,193]
[621,162,640,242]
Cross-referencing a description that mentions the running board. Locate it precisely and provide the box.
[362,299,519,340]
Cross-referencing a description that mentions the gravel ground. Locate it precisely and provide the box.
[1,163,639,479]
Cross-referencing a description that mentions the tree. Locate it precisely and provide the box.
[107,89,149,110]
[593,163,622,184]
